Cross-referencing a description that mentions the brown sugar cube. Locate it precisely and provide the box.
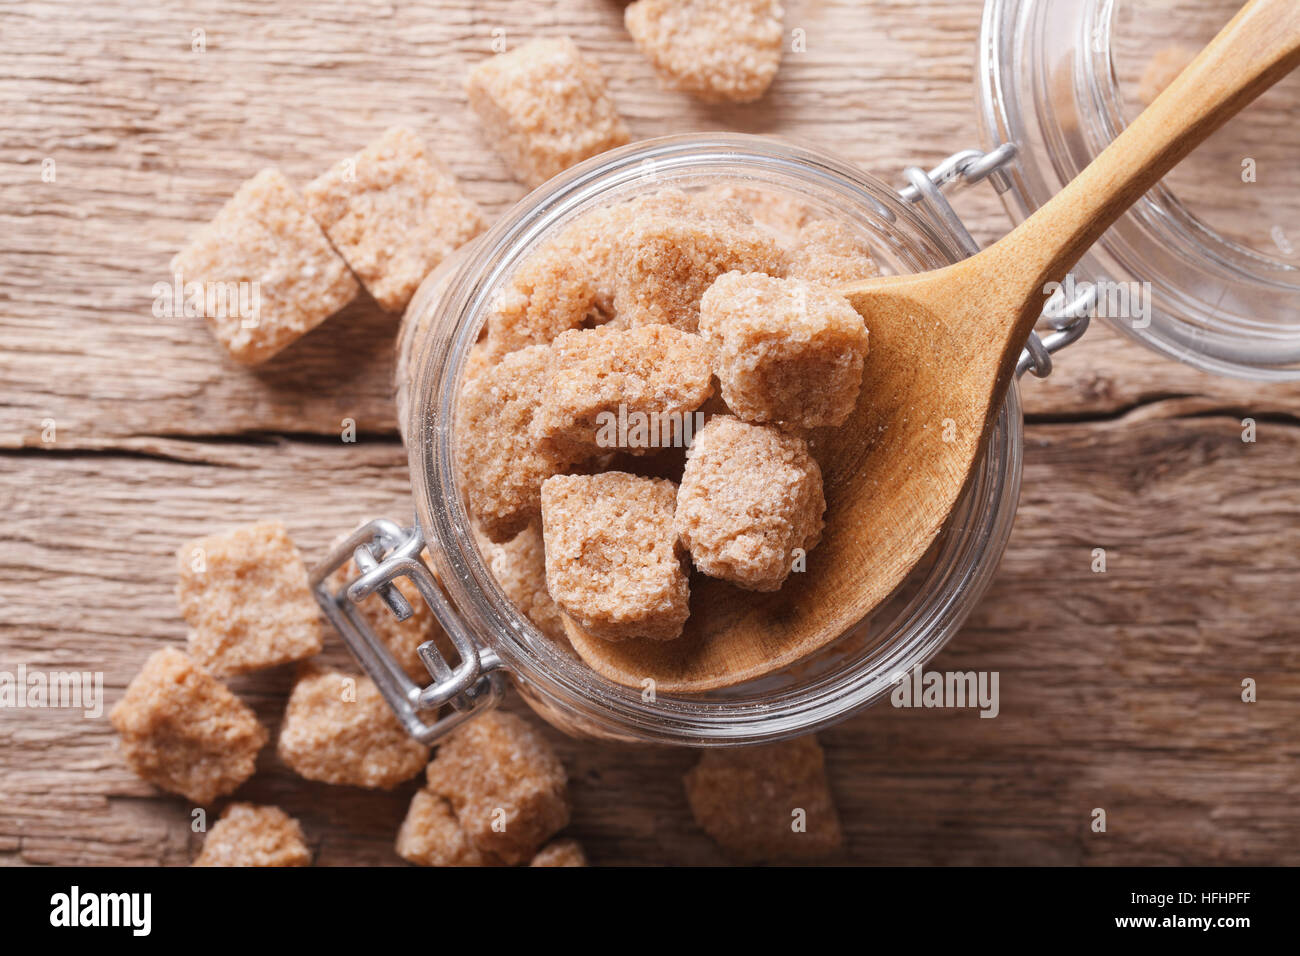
[541,472,689,642]
[700,183,814,242]
[170,169,358,365]
[277,668,428,789]
[485,240,600,358]
[625,0,784,104]
[304,126,486,313]
[455,343,591,543]
[684,735,843,862]
[475,522,568,646]
[466,37,629,188]
[193,803,312,867]
[424,711,569,865]
[700,271,868,428]
[1138,45,1198,106]
[110,647,268,805]
[787,219,878,286]
[177,520,324,677]
[396,789,499,867]
[675,416,824,592]
[530,839,587,867]
[536,325,714,453]
[613,212,786,332]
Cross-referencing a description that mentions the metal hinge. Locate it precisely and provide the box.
[309,518,505,744]
[898,144,1093,378]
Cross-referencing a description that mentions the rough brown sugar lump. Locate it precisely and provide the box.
[613,212,786,332]
[170,168,358,365]
[396,789,499,867]
[424,710,569,865]
[536,324,714,454]
[109,647,268,805]
[474,521,568,646]
[684,735,843,862]
[193,803,312,867]
[176,520,324,677]
[465,37,629,188]
[699,271,869,429]
[625,0,785,104]
[530,839,587,867]
[455,343,592,543]
[787,219,878,286]
[541,472,690,642]
[483,238,600,358]
[277,668,429,789]
[675,416,824,592]
[304,126,486,313]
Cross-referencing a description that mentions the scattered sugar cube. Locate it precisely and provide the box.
[614,210,786,332]
[537,324,714,453]
[424,711,570,865]
[530,839,587,867]
[700,271,868,428]
[475,522,568,646]
[675,416,824,592]
[683,735,843,862]
[304,126,486,313]
[193,803,312,867]
[455,343,591,542]
[110,647,268,805]
[177,520,324,677]
[787,219,878,286]
[171,169,358,365]
[277,668,429,789]
[625,0,785,104]
[466,37,629,188]
[541,472,689,641]
[396,789,498,867]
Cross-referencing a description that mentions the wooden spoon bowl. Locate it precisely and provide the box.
[569,0,1300,693]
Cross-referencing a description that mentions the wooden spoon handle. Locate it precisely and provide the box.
[968,0,1300,350]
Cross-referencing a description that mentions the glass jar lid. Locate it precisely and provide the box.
[978,0,1300,380]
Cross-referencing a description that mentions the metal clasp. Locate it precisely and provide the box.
[309,518,505,744]
[898,144,1092,378]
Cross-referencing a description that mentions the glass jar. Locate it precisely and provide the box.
[325,133,1024,748]
[977,0,1300,379]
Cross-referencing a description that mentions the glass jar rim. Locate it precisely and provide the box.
[405,132,1024,745]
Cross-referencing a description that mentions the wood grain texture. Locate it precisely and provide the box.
[1,0,1298,866]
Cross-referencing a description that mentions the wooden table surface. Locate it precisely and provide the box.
[2,0,1298,866]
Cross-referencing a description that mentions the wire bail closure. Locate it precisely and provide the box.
[899,144,1092,378]
[309,518,505,744]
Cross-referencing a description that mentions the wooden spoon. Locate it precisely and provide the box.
[567,0,1300,693]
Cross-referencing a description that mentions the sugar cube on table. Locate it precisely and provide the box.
[625,0,785,104]
[396,789,498,867]
[193,803,312,867]
[466,37,629,188]
[699,271,868,428]
[684,735,843,862]
[675,415,824,592]
[177,520,323,677]
[530,839,588,867]
[110,647,268,805]
[423,711,570,866]
[277,668,429,790]
[170,169,358,365]
[304,126,486,313]
[541,472,690,642]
